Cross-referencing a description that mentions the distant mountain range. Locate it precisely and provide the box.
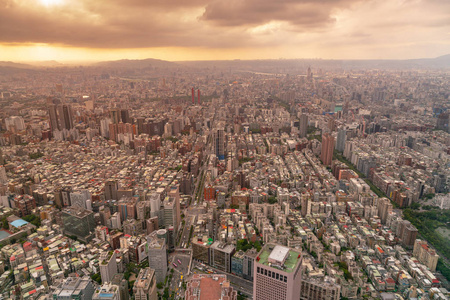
[94,58,179,69]
[1,54,449,74]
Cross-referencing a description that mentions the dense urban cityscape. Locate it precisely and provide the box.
[0,58,449,300]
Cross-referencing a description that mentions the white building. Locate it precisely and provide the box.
[99,251,117,284]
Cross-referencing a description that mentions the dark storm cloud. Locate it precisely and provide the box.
[200,0,354,28]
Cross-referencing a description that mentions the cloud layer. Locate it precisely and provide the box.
[0,0,449,59]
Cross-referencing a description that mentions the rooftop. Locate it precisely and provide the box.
[257,244,301,273]
[11,219,29,228]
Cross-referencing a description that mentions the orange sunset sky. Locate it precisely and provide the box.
[1,0,449,62]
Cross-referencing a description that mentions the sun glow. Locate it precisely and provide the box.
[39,0,63,6]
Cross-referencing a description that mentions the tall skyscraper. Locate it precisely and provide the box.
[58,104,74,130]
[253,244,302,300]
[243,248,258,281]
[146,216,159,235]
[213,128,225,160]
[299,114,308,138]
[47,98,73,134]
[133,268,157,300]
[111,274,129,300]
[99,251,118,284]
[168,185,181,233]
[0,166,7,184]
[336,128,347,152]
[104,180,119,201]
[377,198,392,224]
[412,239,439,271]
[110,109,121,124]
[147,236,167,283]
[321,133,335,166]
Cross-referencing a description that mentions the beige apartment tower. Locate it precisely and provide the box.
[253,244,302,300]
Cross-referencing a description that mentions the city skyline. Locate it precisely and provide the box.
[1,0,449,62]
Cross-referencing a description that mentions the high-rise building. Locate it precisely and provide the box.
[436,112,449,133]
[148,192,161,219]
[185,274,237,300]
[212,128,225,160]
[5,116,25,132]
[59,104,74,130]
[163,196,179,248]
[100,118,112,138]
[243,248,258,281]
[0,166,8,185]
[99,250,118,284]
[133,268,157,300]
[397,219,418,248]
[13,195,36,217]
[62,207,96,243]
[110,109,121,124]
[110,109,131,124]
[104,180,119,201]
[70,190,92,210]
[192,236,211,264]
[168,185,181,233]
[231,250,245,277]
[299,114,308,138]
[92,282,120,300]
[111,273,129,300]
[300,277,341,300]
[321,133,335,166]
[146,216,159,235]
[336,128,347,152]
[118,197,137,222]
[210,242,236,273]
[253,244,303,300]
[377,198,392,224]
[147,236,167,283]
[0,148,4,165]
[413,239,439,271]
[52,276,95,300]
[47,98,74,134]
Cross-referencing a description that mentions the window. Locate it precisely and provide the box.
[284,276,287,282]
[272,272,275,278]
[257,267,260,274]
[268,271,271,277]
[276,273,279,280]
[264,269,267,276]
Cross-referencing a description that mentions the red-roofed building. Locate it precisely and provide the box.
[185,274,236,300]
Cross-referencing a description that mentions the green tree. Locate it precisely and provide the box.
[268,197,277,204]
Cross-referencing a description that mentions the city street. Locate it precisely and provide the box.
[167,253,191,298]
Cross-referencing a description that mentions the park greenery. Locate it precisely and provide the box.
[236,239,262,252]
[403,208,450,281]
[23,214,41,227]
